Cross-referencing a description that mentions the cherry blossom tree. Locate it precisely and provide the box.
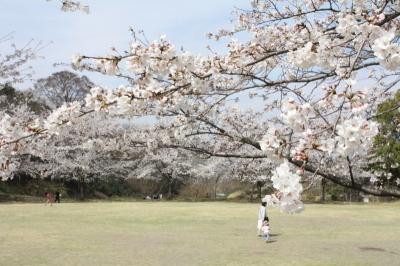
[0,0,87,181]
[2,0,400,212]
[134,149,196,199]
[21,112,149,198]
[230,158,274,200]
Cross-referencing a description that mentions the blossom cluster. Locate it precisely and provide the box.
[334,117,379,157]
[45,101,82,132]
[270,160,304,213]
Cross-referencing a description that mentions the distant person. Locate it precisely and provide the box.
[54,191,61,203]
[261,217,270,242]
[44,192,54,206]
[257,198,267,236]
[159,194,163,200]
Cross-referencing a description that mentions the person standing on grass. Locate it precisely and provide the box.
[257,198,268,236]
[44,191,54,206]
[55,191,61,203]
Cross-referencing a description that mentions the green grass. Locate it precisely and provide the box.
[0,202,399,266]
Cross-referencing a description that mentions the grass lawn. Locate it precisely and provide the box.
[0,201,399,266]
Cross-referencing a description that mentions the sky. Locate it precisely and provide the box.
[0,0,249,89]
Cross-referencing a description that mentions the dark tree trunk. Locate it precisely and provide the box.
[256,181,262,200]
[346,189,351,202]
[321,179,326,202]
[214,176,220,199]
[167,178,172,199]
[78,178,85,200]
[250,184,255,202]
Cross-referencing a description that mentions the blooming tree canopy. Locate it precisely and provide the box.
[2,0,400,212]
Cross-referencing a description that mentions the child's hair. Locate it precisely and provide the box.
[261,201,266,207]
[264,216,269,222]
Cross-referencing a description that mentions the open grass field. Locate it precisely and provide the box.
[0,202,399,266]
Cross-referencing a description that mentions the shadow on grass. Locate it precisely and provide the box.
[359,246,398,255]
[269,233,281,237]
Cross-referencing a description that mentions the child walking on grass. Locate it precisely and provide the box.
[261,217,270,242]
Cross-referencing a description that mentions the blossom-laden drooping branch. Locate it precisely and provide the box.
[0,35,39,86]
[46,0,89,14]
[2,0,400,212]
